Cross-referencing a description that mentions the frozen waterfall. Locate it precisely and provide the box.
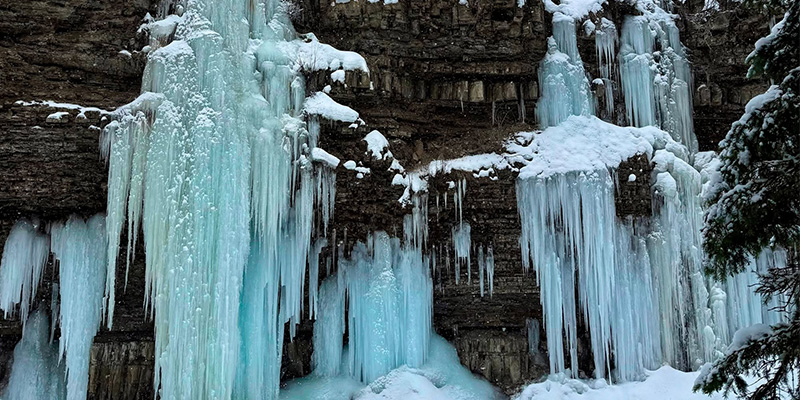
[100,0,362,398]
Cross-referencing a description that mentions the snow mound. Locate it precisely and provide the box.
[281,335,501,400]
[514,366,725,400]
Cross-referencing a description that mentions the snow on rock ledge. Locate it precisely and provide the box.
[508,115,670,179]
[304,92,360,123]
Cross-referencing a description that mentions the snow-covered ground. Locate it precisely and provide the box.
[514,367,723,400]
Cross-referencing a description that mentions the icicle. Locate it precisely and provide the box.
[451,223,471,284]
[478,246,485,297]
[536,13,594,128]
[0,219,49,326]
[2,309,66,400]
[526,318,540,356]
[50,214,107,400]
[595,18,618,118]
[486,245,495,297]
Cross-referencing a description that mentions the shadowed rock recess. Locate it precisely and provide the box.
[0,0,771,397]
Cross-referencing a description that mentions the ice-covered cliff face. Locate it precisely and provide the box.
[0,0,786,398]
[518,0,787,383]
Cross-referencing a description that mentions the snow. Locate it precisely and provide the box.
[305,92,360,122]
[514,366,725,400]
[138,14,181,39]
[508,115,664,179]
[344,160,358,170]
[288,33,370,73]
[311,147,341,168]
[542,0,606,20]
[331,69,346,83]
[16,99,112,122]
[727,323,773,353]
[364,130,392,160]
[426,153,508,177]
[282,335,501,400]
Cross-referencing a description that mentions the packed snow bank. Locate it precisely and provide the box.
[280,335,502,400]
[514,366,725,400]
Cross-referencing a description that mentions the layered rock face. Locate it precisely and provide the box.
[0,0,771,398]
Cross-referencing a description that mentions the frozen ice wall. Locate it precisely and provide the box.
[0,219,49,326]
[101,0,365,398]
[50,215,107,400]
[536,13,594,128]
[619,14,697,154]
[311,228,433,385]
[517,0,784,379]
[2,310,66,400]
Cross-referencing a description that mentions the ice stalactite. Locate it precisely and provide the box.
[0,219,49,326]
[518,172,617,379]
[452,223,471,284]
[50,215,107,400]
[595,18,618,118]
[2,310,66,400]
[536,13,594,128]
[619,15,697,154]
[478,245,495,297]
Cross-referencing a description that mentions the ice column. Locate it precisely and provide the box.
[0,219,49,325]
[50,215,107,400]
[536,13,595,128]
[452,223,471,284]
[478,245,495,297]
[619,16,697,153]
[311,273,345,377]
[2,310,66,400]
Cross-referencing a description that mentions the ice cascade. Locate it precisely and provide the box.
[536,13,595,128]
[101,0,364,398]
[2,309,66,400]
[0,219,49,325]
[619,15,697,153]
[311,229,433,384]
[50,215,107,400]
